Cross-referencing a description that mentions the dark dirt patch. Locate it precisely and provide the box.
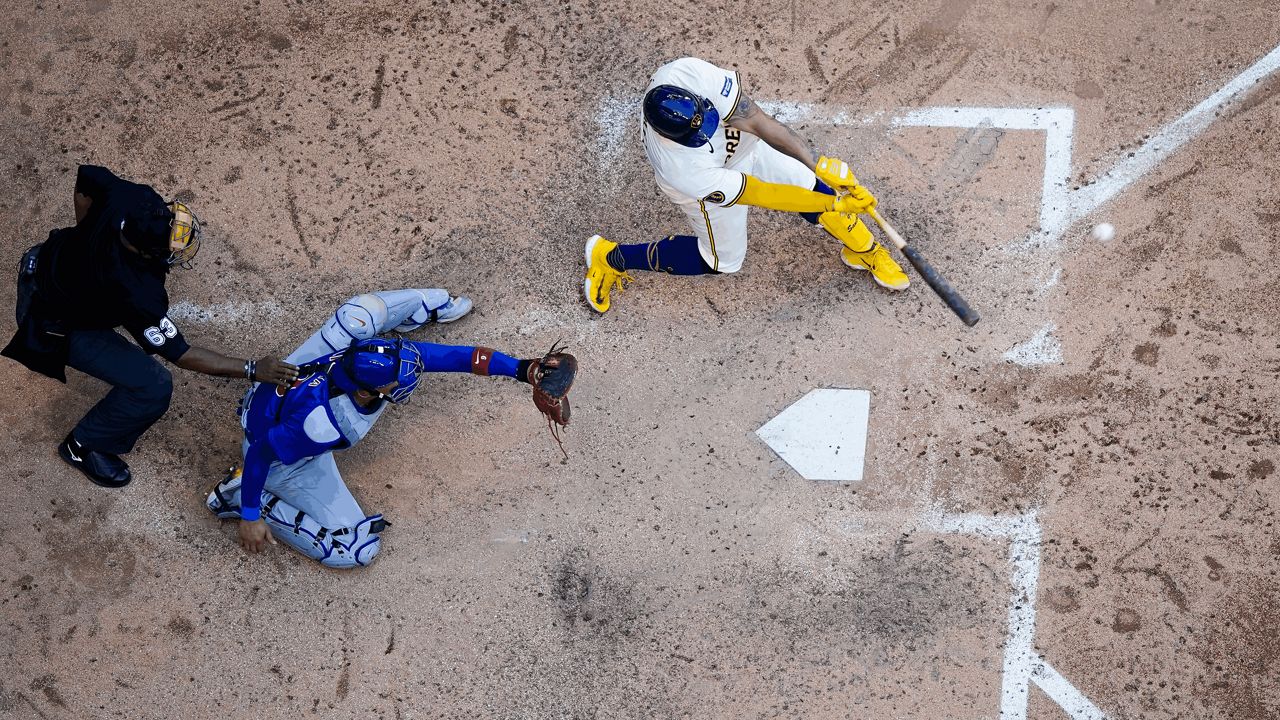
[1194,578,1280,719]
[1133,343,1160,366]
[1246,459,1273,479]
[1044,585,1081,613]
[166,616,196,638]
[1111,608,1141,633]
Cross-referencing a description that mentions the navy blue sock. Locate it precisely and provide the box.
[607,235,716,275]
[800,179,836,225]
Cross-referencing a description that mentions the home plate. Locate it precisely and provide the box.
[756,388,871,482]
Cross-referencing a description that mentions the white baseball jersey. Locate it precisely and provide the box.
[643,57,759,209]
[642,57,814,273]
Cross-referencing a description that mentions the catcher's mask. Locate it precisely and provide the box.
[338,337,424,404]
[643,84,720,148]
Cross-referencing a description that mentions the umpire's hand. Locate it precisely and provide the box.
[238,519,277,554]
[256,356,300,386]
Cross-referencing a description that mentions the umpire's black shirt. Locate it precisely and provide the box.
[36,165,191,362]
[3,162,189,376]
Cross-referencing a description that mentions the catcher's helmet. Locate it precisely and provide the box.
[643,84,719,148]
[336,337,424,404]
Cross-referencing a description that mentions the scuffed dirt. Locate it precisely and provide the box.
[1,1,1278,718]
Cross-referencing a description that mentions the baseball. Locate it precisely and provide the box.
[1089,223,1116,242]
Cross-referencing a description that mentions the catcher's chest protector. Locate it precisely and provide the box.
[241,370,386,463]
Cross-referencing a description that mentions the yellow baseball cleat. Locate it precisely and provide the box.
[583,234,633,313]
[818,211,910,291]
[840,244,910,290]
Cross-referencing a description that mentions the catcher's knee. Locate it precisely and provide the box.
[320,294,389,349]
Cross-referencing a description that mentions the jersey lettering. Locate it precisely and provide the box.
[721,77,733,97]
[725,128,741,160]
[160,317,178,338]
[703,191,726,204]
[143,326,165,346]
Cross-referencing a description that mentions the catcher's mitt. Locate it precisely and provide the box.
[527,341,577,459]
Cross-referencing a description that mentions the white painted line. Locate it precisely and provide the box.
[920,510,1107,719]
[1000,514,1043,720]
[756,388,871,482]
[1029,41,1280,248]
[594,97,1078,253]
[1003,323,1063,367]
[1071,43,1280,216]
[594,94,640,187]
[1033,661,1109,720]
[168,299,282,323]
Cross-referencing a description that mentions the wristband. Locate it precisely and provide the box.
[244,359,257,381]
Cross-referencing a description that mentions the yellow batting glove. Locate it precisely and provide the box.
[832,185,877,215]
[815,155,859,190]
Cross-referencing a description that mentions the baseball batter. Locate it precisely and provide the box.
[206,288,575,568]
[584,57,909,312]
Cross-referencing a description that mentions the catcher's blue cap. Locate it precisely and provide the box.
[643,84,719,148]
[334,337,424,404]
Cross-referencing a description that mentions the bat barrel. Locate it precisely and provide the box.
[867,208,980,327]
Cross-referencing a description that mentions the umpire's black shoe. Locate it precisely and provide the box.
[58,434,132,488]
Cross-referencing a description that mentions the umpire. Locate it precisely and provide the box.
[2,165,298,488]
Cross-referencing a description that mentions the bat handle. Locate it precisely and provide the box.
[865,208,907,251]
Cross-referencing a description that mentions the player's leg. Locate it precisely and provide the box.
[59,328,174,486]
[584,203,748,312]
[751,144,909,290]
[207,451,384,568]
[288,288,473,364]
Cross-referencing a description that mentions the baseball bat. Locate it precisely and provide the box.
[866,207,980,327]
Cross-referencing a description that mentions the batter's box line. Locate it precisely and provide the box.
[599,35,1280,254]
[592,96,1076,247]
[922,509,1107,720]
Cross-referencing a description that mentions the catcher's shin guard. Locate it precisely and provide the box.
[206,469,386,568]
[319,290,473,351]
[207,467,246,519]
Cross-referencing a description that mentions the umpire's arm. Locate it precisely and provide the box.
[175,346,298,386]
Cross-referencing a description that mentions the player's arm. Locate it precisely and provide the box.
[174,346,298,386]
[411,342,539,384]
[122,310,298,385]
[734,175,870,214]
[724,93,818,171]
[236,439,278,553]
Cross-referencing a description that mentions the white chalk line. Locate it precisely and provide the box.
[1003,322,1063,367]
[168,299,282,323]
[918,509,1108,720]
[597,95,1102,716]
[1021,41,1280,250]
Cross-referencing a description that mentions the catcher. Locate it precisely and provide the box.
[206,288,575,568]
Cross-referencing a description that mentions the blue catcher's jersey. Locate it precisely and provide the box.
[240,352,387,465]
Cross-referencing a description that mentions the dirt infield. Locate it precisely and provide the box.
[1,1,1278,718]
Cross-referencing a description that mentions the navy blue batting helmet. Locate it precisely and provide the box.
[643,85,720,148]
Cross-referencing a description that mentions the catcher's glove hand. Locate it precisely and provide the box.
[525,341,577,459]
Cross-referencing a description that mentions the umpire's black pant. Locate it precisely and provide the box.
[66,329,172,455]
